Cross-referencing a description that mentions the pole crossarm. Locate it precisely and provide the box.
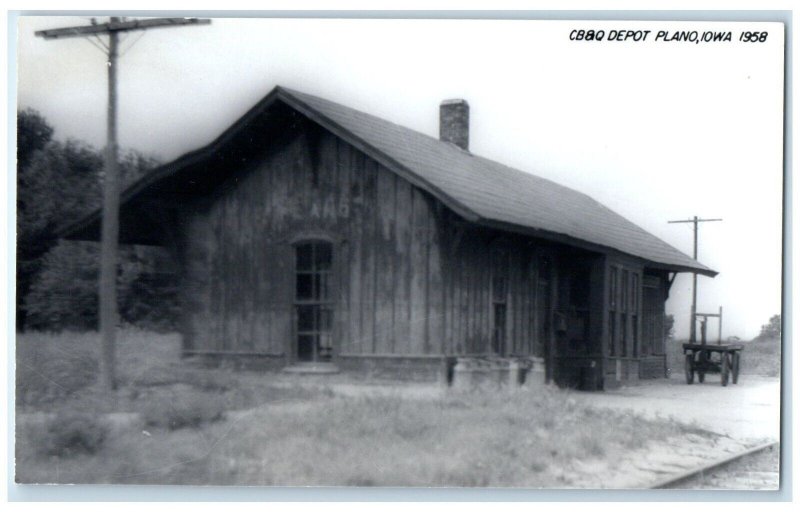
[35,17,210,39]
[667,218,723,224]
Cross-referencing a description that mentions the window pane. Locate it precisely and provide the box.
[296,244,313,271]
[297,305,317,332]
[621,314,628,356]
[314,242,333,270]
[296,274,313,300]
[318,272,331,301]
[609,315,616,356]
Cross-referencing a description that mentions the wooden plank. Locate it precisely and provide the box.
[321,132,338,222]
[477,237,487,353]
[409,189,427,354]
[224,194,236,351]
[426,206,444,355]
[423,199,431,354]
[360,154,376,353]
[517,250,525,355]
[216,198,227,351]
[428,210,448,354]
[272,145,294,355]
[346,145,363,354]
[467,236,479,353]
[374,165,395,353]
[509,246,519,354]
[459,239,470,353]
[452,241,462,354]
[441,221,453,356]
[335,138,351,352]
[244,163,255,352]
[393,176,412,355]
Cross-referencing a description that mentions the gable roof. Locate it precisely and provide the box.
[62,85,716,277]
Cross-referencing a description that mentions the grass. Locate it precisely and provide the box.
[740,337,782,377]
[16,328,717,486]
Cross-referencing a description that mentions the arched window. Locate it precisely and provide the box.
[295,240,333,362]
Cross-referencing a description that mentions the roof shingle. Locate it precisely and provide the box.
[280,87,714,276]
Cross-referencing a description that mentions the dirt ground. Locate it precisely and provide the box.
[681,443,780,490]
[572,374,781,443]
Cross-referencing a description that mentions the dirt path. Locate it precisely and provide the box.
[563,434,754,489]
[678,443,780,490]
[572,374,781,443]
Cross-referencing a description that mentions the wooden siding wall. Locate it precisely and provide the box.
[604,256,645,360]
[175,125,445,357]
[171,119,612,362]
[438,220,605,360]
[642,271,668,356]
[440,225,544,357]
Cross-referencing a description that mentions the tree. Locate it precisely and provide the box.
[16,109,169,332]
[757,314,781,341]
[17,108,54,171]
[17,138,103,330]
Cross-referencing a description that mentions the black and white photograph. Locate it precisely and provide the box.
[11,13,785,492]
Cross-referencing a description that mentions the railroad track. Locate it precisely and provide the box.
[650,441,780,490]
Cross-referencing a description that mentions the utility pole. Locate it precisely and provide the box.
[36,17,211,390]
[668,215,722,343]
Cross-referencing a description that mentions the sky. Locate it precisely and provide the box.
[14,16,785,340]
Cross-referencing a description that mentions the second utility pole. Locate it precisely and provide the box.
[36,17,211,390]
[668,215,722,343]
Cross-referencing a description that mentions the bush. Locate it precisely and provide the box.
[142,390,226,430]
[43,409,107,457]
[756,314,781,341]
[742,336,781,377]
[23,241,179,332]
[24,242,100,331]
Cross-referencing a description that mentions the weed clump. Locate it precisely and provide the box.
[43,409,107,457]
[142,391,225,430]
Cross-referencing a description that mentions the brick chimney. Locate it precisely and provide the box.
[439,99,469,150]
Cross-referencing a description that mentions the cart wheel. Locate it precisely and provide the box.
[721,354,729,387]
[685,354,694,384]
[732,352,740,384]
[698,371,705,383]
